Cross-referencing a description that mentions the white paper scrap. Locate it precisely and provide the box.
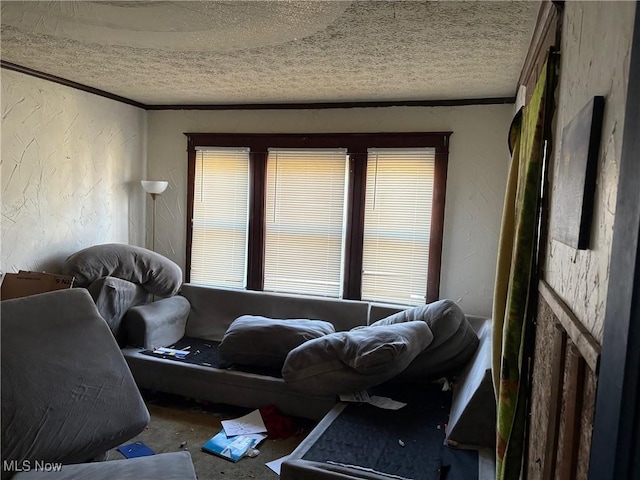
[339,391,371,403]
[266,454,291,475]
[221,409,267,437]
[369,396,407,410]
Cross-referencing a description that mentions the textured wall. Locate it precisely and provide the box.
[147,105,512,316]
[1,70,147,274]
[544,1,635,342]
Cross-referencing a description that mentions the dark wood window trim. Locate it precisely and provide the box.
[343,151,367,300]
[246,151,267,291]
[185,132,451,303]
[427,136,450,303]
[185,135,197,284]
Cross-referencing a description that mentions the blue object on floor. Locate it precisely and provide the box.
[118,441,156,459]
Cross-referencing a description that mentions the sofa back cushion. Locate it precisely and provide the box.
[63,243,182,297]
[372,299,479,380]
[282,321,433,395]
[180,284,369,341]
[219,315,335,369]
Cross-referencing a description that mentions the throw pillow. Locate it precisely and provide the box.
[218,315,335,369]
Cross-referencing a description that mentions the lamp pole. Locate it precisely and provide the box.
[150,192,158,251]
[141,181,169,251]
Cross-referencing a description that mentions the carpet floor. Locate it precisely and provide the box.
[108,392,315,479]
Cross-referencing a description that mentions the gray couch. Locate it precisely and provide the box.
[122,284,490,421]
[1,289,197,480]
[123,284,376,420]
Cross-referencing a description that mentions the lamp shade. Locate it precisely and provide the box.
[141,180,168,195]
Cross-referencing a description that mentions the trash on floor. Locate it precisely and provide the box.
[265,454,291,475]
[117,441,155,459]
[221,409,267,437]
[201,429,267,462]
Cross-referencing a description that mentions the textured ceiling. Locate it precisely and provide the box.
[1,1,540,106]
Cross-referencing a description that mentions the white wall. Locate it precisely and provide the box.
[544,1,636,342]
[1,70,147,274]
[148,105,513,316]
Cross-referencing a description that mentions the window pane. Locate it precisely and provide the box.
[264,149,348,297]
[362,148,435,305]
[191,147,249,288]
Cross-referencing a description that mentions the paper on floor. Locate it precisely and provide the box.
[339,391,371,403]
[339,391,406,410]
[368,396,407,410]
[222,409,267,437]
[266,454,291,475]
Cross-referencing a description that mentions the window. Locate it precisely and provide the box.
[265,149,349,297]
[190,147,249,288]
[362,148,435,305]
[186,133,449,305]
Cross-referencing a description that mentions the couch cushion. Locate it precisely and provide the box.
[12,452,196,480]
[1,289,149,480]
[371,300,479,380]
[62,243,182,297]
[219,315,335,369]
[371,299,465,348]
[282,321,433,395]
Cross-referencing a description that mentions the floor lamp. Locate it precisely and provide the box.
[141,180,168,251]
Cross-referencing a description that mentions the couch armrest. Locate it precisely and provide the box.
[445,319,496,448]
[123,296,190,349]
[87,276,151,344]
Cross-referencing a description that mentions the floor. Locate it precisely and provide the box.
[109,392,315,480]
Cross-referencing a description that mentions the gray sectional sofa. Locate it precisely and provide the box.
[122,283,489,421]
[3,243,495,479]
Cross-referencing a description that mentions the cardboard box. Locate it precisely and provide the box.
[1,271,75,300]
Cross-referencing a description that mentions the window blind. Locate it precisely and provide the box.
[191,147,250,288]
[264,149,349,297]
[361,148,435,305]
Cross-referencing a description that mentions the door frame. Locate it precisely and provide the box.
[589,4,640,479]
